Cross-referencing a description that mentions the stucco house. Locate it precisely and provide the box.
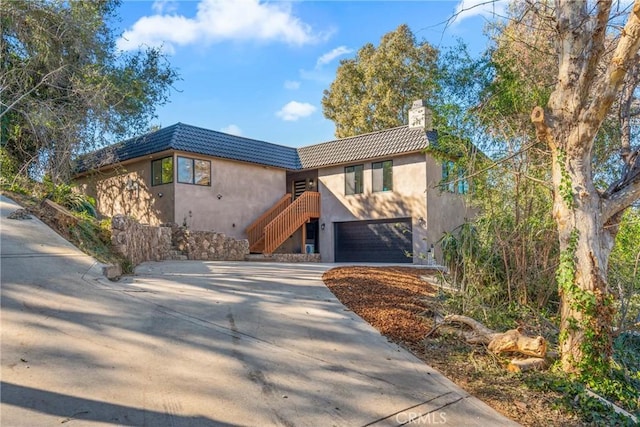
[74,101,472,264]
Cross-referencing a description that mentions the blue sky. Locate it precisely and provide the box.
[115,0,506,147]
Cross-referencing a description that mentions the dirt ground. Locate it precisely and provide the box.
[323,266,581,427]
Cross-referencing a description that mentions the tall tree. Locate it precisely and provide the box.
[437,1,639,376]
[527,0,640,375]
[322,24,439,138]
[0,0,178,182]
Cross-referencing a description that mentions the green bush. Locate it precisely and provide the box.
[610,208,640,331]
[43,178,97,217]
[0,147,18,180]
[0,147,33,194]
[525,358,639,426]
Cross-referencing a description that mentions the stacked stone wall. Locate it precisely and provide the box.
[111,216,249,265]
[111,215,172,265]
[173,226,249,261]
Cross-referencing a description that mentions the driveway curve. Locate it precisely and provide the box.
[1,195,518,426]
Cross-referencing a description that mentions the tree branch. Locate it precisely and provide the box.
[588,1,640,125]
[531,106,556,149]
[602,153,640,222]
[0,65,67,119]
[579,0,612,99]
[618,55,640,153]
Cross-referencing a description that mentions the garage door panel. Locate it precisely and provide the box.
[335,219,412,263]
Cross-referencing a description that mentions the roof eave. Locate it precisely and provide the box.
[298,148,430,170]
[73,149,175,178]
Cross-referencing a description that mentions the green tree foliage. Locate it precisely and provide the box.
[321,24,439,138]
[0,0,178,182]
[471,5,558,308]
[434,11,560,312]
[446,1,640,377]
[610,207,640,331]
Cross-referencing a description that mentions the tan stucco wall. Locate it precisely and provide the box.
[317,152,429,263]
[174,153,286,239]
[76,148,471,261]
[317,152,473,264]
[76,152,286,238]
[425,156,475,262]
[75,156,175,225]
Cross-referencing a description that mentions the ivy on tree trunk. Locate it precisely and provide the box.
[531,1,640,375]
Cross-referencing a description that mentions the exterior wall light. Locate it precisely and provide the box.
[321,223,325,231]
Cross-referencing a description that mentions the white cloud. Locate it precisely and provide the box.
[452,0,507,25]
[284,80,301,90]
[316,45,353,68]
[220,124,242,136]
[276,101,316,121]
[152,0,179,14]
[117,0,323,52]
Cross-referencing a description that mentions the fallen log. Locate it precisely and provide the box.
[439,314,499,344]
[488,328,547,357]
[507,357,548,373]
[437,314,547,358]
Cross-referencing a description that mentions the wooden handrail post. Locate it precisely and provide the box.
[245,193,292,251]
[263,191,320,254]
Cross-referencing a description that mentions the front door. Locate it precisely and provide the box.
[293,180,307,199]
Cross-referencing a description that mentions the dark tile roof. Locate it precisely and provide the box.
[76,123,435,174]
[76,123,300,173]
[296,126,434,169]
[170,124,301,169]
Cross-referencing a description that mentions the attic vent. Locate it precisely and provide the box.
[409,99,433,131]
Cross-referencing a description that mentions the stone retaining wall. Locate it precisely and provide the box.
[111,215,172,265]
[111,216,249,265]
[172,226,249,261]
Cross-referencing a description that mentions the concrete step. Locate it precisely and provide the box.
[244,254,276,262]
[244,253,322,263]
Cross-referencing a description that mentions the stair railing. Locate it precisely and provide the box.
[263,191,320,254]
[245,194,292,249]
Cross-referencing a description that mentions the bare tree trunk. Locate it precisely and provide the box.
[530,0,640,375]
[551,147,615,373]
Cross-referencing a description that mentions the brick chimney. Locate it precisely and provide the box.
[408,99,433,131]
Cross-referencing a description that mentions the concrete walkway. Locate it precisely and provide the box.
[1,195,519,426]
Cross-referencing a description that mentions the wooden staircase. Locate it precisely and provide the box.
[245,191,320,254]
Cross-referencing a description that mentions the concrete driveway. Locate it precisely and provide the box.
[1,195,518,426]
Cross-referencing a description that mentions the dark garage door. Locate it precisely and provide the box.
[334,218,412,263]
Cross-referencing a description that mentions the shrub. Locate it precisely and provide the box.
[43,178,97,217]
